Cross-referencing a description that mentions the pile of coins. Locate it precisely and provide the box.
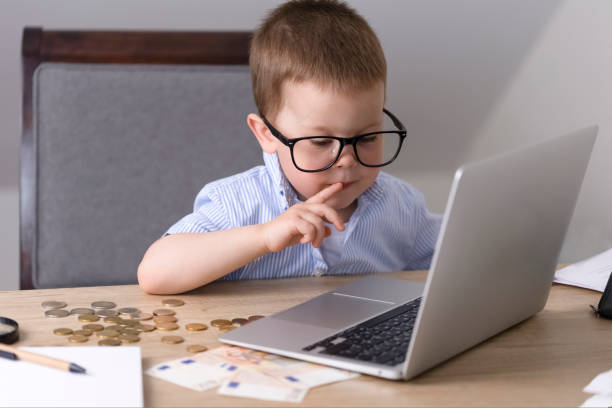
[42,299,203,353]
[41,299,266,354]
[210,315,264,332]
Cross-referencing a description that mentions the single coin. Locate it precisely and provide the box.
[211,319,232,328]
[96,329,120,339]
[68,334,88,343]
[185,323,208,331]
[53,327,73,336]
[82,323,104,332]
[118,334,140,344]
[78,314,100,322]
[186,344,208,353]
[45,309,70,318]
[130,312,153,321]
[120,328,140,336]
[137,324,156,332]
[73,329,93,337]
[218,326,234,333]
[117,319,138,327]
[91,301,116,310]
[95,309,119,317]
[161,299,185,307]
[41,301,67,310]
[156,322,179,331]
[153,315,177,324]
[248,315,265,321]
[103,316,123,324]
[105,325,123,332]
[98,338,121,346]
[70,308,94,315]
[152,308,175,317]
[118,307,140,315]
[161,335,184,344]
[231,318,248,326]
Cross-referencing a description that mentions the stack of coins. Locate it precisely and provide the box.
[210,315,265,332]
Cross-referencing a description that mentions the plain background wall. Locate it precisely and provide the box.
[1,0,611,290]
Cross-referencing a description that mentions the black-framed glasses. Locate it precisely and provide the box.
[261,108,407,173]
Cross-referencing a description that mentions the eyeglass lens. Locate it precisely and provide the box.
[292,132,402,171]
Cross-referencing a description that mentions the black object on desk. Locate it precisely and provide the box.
[0,316,19,344]
[591,272,612,318]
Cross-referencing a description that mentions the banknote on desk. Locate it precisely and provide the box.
[146,345,359,402]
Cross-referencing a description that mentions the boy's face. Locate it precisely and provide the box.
[263,80,385,212]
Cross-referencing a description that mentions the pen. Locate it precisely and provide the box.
[0,343,87,374]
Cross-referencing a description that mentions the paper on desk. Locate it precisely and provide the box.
[554,248,612,292]
[581,393,612,407]
[206,345,359,389]
[145,355,232,391]
[581,368,612,407]
[0,346,143,407]
[146,345,358,403]
[584,368,612,394]
[218,369,308,403]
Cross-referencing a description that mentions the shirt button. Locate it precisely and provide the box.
[314,268,324,277]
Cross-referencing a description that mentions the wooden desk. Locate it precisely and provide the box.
[0,270,609,406]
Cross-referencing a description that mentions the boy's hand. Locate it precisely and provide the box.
[262,182,346,253]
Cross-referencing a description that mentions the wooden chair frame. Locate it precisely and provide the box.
[20,27,251,289]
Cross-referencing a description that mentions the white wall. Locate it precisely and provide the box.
[2,0,610,290]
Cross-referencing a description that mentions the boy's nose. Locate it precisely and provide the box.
[335,145,359,168]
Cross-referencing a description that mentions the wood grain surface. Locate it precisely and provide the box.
[0,270,609,407]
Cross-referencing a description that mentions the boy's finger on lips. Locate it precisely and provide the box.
[306,182,343,204]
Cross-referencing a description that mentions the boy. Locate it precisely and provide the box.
[138,0,442,294]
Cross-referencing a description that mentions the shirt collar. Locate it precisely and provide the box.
[263,152,300,207]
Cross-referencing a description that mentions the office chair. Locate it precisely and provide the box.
[20,27,260,289]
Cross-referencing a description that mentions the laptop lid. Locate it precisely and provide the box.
[402,126,597,379]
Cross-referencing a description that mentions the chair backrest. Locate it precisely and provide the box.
[21,27,260,289]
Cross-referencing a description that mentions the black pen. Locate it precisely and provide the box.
[0,343,87,374]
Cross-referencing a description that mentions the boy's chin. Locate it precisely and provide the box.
[326,196,358,211]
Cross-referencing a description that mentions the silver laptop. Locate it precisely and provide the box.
[220,126,598,380]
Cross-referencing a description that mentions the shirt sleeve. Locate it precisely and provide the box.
[165,185,231,235]
[404,187,443,270]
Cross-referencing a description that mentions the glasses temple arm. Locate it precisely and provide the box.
[383,108,406,131]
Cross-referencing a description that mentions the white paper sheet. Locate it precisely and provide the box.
[553,248,612,292]
[581,393,612,407]
[0,346,143,407]
[582,368,612,407]
[584,368,612,395]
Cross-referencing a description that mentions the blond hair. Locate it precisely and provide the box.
[250,0,387,119]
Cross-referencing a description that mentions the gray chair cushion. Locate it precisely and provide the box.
[33,63,261,288]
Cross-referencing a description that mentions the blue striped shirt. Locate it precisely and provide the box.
[166,152,442,280]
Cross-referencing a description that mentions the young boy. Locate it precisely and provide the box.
[138,0,442,294]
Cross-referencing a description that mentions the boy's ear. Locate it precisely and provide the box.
[247,113,277,154]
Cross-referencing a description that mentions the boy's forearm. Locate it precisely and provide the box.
[137,225,268,294]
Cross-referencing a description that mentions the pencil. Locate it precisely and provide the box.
[0,343,86,374]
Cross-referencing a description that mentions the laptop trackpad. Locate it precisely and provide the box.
[272,293,393,330]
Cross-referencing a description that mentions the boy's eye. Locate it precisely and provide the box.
[358,135,379,144]
[309,138,334,147]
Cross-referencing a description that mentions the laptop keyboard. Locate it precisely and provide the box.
[302,297,421,366]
